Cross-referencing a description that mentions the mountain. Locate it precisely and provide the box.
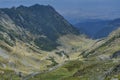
[0,4,79,51]
[75,19,120,39]
[0,4,83,79]
[1,4,120,80]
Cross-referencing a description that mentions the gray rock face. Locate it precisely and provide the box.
[0,48,9,59]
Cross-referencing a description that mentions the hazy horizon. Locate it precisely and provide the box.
[0,0,120,23]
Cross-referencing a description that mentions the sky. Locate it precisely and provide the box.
[0,0,120,23]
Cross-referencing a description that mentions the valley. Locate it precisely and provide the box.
[0,4,120,80]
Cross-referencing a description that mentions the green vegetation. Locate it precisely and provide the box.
[29,60,118,80]
[105,64,120,80]
[0,68,20,80]
[34,37,59,51]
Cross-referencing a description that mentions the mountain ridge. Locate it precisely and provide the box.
[0,4,79,51]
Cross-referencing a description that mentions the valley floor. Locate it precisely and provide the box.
[23,59,119,80]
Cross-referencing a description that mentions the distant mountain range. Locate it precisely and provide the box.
[74,19,120,39]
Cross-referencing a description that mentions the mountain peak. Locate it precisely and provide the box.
[31,4,42,7]
[29,4,53,8]
[0,4,79,51]
[15,4,55,11]
[6,4,53,10]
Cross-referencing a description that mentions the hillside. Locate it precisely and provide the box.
[25,33,120,80]
[28,28,120,80]
[86,28,120,58]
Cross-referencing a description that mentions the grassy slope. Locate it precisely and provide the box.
[86,28,120,59]
[29,60,119,80]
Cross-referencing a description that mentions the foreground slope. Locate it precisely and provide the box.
[29,28,120,80]
[29,60,118,80]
